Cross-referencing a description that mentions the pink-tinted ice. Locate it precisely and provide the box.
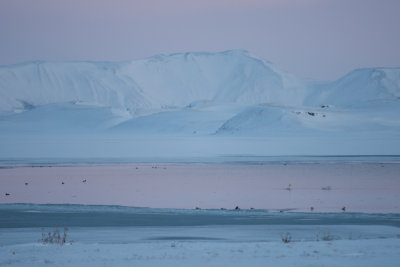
[1,163,399,213]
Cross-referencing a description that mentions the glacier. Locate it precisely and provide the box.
[0,50,399,160]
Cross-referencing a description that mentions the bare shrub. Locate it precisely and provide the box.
[316,231,339,241]
[41,227,68,245]
[281,232,292,243]
[322,234,335,241]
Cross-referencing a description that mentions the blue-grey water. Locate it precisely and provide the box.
[1,204,399,228]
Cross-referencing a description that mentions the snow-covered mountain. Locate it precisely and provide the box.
[0,50,308,115]
[0,50,399,158]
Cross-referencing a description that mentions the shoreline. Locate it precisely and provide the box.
[2,202,400,216]
[1,155,400,167]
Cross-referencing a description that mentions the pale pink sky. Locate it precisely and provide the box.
[0,0,399,80]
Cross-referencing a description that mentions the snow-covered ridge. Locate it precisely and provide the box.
[0,50,310,114]
[1,50,399,115]
[306,67,400,106]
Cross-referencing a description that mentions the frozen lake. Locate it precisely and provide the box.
[1,162,400,213]
[1,161,400,266]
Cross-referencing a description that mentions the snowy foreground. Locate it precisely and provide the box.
[1,230,400,266]
[1,206,400,267]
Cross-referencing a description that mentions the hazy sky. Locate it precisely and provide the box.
[0,0,399,80]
